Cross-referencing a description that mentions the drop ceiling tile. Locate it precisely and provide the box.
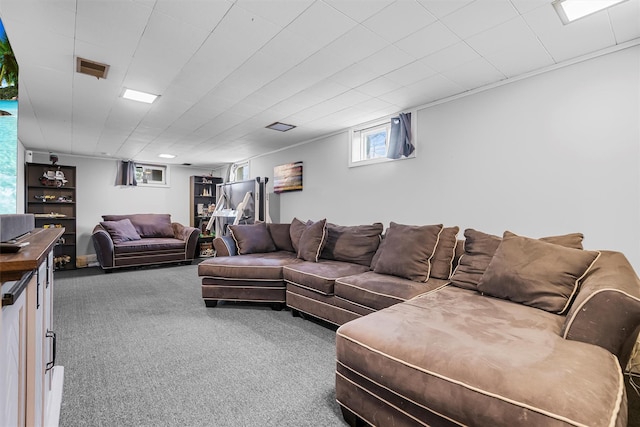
[509,0,549,15]
[523,4,616,62]
[416,0,474,18]
[235,0,313,27]
[356,76,402,97]
[356,45,415,76]
[466,16,539,57]
[329,63,381,89]
[324,0,394,22]
[380,74,463,107]
[609,0,640,43]
[440,0,519,39]
[363,0,437,43]
[324,25,390,64]
[441,57,505,90]
[285,1,358,50]
[154,0,233,31]
[1,0,77,38]
[420,42,479,73]
[485,37,554,78]
[395,21,460,59]
[384,60,438,85]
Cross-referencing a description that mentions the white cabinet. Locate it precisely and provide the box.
[0,228,64,427]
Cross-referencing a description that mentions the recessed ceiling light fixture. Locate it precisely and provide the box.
[122,88,159,104]
[158,153,176,159]
[266,122,296,132]
[552,0,628,24]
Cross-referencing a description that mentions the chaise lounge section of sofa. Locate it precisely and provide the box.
[198,219,640,427]
[92,213,200,272]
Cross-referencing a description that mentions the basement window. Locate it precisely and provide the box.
[349,112,417,167]
[135,163,169,187]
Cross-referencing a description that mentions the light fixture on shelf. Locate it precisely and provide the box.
[122,88,159,104]
[552,0,629,24]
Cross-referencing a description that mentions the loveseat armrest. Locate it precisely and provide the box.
[171,222,200,260]
[213,235,237,257]
[562,250,640,368]
[92,224,114,269]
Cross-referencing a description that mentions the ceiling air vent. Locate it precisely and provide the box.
[76,57,109,79]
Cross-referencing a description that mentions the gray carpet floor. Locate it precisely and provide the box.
[53,263,346,427]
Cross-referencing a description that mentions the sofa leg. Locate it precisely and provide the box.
[291,308,300,317]
[340,406,366,427]
[204,299,218,308]
[104,269,112,274]
[270,303,285,311]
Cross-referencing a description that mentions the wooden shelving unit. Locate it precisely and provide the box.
[189,175,222,233]
[25,162,77,270]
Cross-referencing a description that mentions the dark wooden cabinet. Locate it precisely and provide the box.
[25,163,76,270]
[189,175,222,233]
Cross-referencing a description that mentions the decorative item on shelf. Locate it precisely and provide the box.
[34,195,56,201]
[202,178,212,184]
[39,169,68,187]
[34,212,67,218]
[54,254,71,269]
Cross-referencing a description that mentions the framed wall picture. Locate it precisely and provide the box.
[273,161,303,194]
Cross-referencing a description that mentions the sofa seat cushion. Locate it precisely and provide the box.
[283,260,370,295]
[335,271,449,312]
[336,286,625,427]
[113,238,186,254]
[198,251,299,280]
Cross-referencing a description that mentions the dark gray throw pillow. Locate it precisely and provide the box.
[297,219,327,262]
[320,223,383,266]
[100,218,141,244]
[229,222,277,255]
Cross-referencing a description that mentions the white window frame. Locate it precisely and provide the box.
[348,111,417,168]
[230,161,250,182]
[135,163,170,187]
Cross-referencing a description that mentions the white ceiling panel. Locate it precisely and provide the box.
[1,0,636,168]
[362,0,437,43]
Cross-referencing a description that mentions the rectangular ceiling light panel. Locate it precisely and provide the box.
[266,122,296,132]
[122,88,159,104]
[553,0,629,24]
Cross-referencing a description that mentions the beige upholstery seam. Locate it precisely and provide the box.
[337,332,590,427]
[285,279,332,296]
[333,280,405,302]
[558,251,601,315]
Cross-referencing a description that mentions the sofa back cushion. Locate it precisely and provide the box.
[297,219,328,262]
[102,214,174,238]
[477,231,600,314]
[267,223,294,252]
[429,226,460,280]
[99,218,141,243]
[450,229,584,290]
[373,222,443,282]
[289,217,308,253]
[320,223,383,266]
[229,222,277,255]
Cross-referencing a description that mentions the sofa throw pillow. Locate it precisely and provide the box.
[320,223,384,266]
[289,217,308,253]
[100,218,141,244]
[477,232,600,314]
[450,229,585,291]
[267,223,295,252]
[297,219,328,262]
[229,222,277,255]
[429,226,460,280]
[373,222,443,282]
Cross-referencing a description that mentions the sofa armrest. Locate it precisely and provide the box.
[171,222,200,260]
[92,224,114,269]
[562,250,640,368]
[213,235,237,257]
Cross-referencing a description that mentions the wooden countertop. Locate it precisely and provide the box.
[0,228,65,282]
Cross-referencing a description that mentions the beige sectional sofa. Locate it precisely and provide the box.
[197,219,640,427]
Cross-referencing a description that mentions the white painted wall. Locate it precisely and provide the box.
[251,46,640,271]
[29,152,215,257]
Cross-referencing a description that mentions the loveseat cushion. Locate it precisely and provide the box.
[283,260,370,295]
[477,232,600,314]
[198,251,299,280]
[450,229,585,291]
[334,271,449,312]
[373,222,443,282]
[336,286,626,427]
[320,223,383,266]
[229,222,277,255]
[113,238,185,253]
[102,213,174,238]
[99,218,141,243]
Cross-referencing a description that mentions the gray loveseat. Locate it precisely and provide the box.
[92,213,200,272]
[198,219,640,426]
